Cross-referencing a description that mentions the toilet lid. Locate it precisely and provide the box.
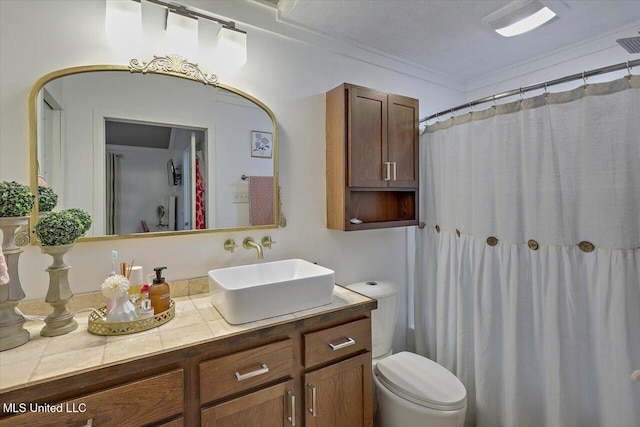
[374,351,466,411]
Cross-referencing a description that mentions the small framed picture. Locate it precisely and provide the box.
[250,131,273,158]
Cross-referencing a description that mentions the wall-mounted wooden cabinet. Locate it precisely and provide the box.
[327,83,419,231]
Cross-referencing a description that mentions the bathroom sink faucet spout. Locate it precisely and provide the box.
[243,238,264,260]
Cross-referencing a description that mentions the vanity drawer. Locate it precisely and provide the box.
[200,339,293,404]
[304,317,371,368]
[0,369,184,427]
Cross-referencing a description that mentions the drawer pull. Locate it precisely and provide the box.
[392,162,397,180]
[329,337,356,351]
[288,390,296,426]
[308,384,317,417]
[82,420,93,427]
[384,162,391,181]
[235,363,269,381]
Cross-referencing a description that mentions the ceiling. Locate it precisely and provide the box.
[256,0,640,83]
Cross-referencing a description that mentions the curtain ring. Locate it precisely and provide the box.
[436,112,440,123]
[450,108,455,119]
[519,88,524,100]
[469,102,474,112]
[492,95,497,108]
[582,71,587,86]
[626,60,632,79]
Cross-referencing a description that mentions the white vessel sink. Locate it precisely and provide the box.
[208,259,335,324]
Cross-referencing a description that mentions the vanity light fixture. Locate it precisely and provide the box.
[165,5,198,48]
[218,24,248,68]
[105,0,142,44]
[145,0,248,67]
[482,0,558,37]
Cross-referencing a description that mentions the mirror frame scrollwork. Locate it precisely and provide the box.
[28,55,282,244]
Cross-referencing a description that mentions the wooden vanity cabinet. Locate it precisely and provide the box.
[327,83,419,231]
[0,296,375,427]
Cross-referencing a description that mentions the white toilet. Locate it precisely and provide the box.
[347,281,467,427]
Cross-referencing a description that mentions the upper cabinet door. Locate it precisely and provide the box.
[348,87,388,188]
[387,94,419,188]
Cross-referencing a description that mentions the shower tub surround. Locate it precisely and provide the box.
[0,284,375,426]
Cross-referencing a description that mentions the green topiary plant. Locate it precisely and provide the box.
[38,186,58,212]
[0,181,36,217]
[35,208,92,246]
[66,208,92,234]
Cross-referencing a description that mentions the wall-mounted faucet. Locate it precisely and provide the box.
[243,238,264,260]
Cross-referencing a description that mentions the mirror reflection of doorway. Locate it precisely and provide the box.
[105,119,206,235]
[39,89,64,205]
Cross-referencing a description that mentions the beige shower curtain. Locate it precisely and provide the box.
[415,75,640,427]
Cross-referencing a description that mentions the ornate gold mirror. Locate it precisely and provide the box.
[29,55,281,242]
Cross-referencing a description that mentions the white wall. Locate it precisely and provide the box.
[0,0,465,352]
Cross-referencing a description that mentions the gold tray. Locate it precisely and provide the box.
[87,300,175,336]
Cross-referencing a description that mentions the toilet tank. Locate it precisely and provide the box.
[346,281,399,359]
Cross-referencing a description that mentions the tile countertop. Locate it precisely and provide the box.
[0,285,373,392]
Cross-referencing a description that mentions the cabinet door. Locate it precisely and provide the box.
[304,352,373,427]
[388,94,419,187]
[348,87,388,188]
[201,379,295,427]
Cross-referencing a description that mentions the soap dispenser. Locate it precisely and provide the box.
[149,267,170,314]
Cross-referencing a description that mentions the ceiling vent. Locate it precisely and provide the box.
[617,35,640,54]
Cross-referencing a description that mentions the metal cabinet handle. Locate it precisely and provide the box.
[288,391,296,426]
[384,162,391,181]
[329,337,356,351]
[235,363,269,381]
[81,420,93,427]
[392,162,397,180]
[307,384,317,417]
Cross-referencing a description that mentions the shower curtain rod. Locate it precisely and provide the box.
[420,59,640,124]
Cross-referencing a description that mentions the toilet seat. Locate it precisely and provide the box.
[374,351,467,411]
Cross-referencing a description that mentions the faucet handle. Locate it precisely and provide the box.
[224,239,239,253]
[261,236,276,249]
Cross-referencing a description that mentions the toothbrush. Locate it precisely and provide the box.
[110,250,118,276]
